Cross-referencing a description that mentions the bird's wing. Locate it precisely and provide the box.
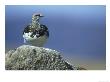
[23,25,31,34]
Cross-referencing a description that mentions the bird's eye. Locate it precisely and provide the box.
[35,15,40,17]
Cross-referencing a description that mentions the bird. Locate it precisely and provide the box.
[23,13,49,47]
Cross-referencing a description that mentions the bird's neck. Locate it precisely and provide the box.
[31,18,40,29]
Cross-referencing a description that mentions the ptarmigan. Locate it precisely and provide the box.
[23,13,49,47]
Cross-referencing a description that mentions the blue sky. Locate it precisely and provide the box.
[5,5,106,69]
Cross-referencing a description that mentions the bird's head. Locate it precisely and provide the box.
[32,13,44,21]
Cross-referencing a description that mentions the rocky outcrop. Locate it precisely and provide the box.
[5,45,75,70]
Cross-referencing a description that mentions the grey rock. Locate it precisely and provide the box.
[5,45,74,70]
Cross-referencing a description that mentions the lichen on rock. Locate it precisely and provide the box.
[5,45,75,70]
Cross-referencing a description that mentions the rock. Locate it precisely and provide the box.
[5,45,75,70]
[76,67,87,70]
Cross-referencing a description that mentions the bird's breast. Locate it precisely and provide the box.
[23,32,48,47]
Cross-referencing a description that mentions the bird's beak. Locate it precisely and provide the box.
[39,14,44,17]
